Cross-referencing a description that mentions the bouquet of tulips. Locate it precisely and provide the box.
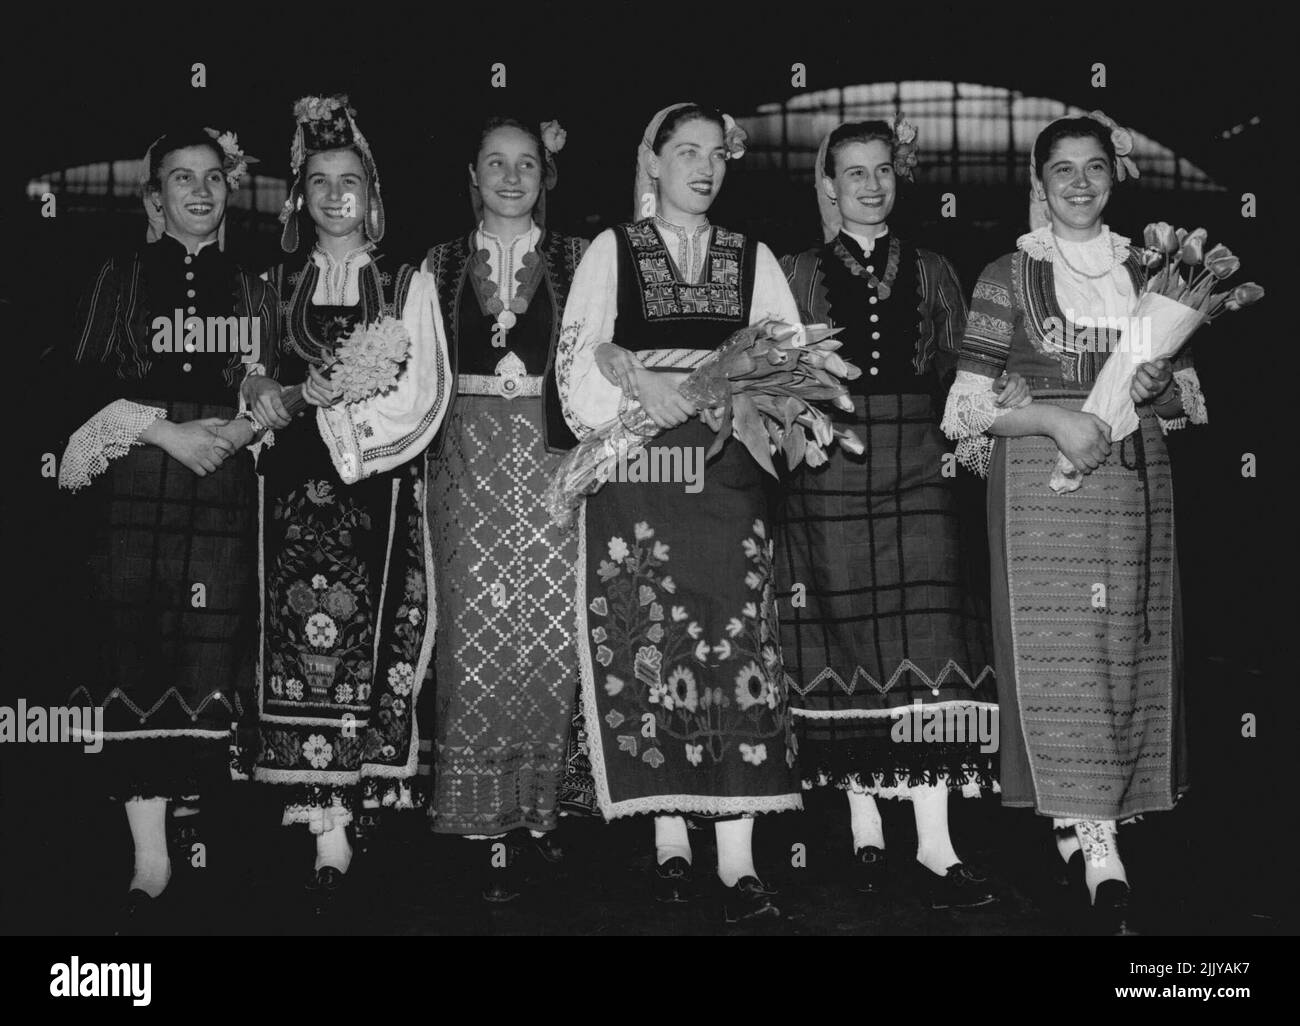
[280,314,412,416]
[1049,224,1264,492]
[544,319,863,529]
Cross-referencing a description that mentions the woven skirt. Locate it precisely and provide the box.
[578,418,802,820]
[989,396,1188,821]
[428,394,582,834]
[775,393,996,795]
[70,400,256,800]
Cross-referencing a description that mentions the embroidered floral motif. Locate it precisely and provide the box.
[587,520,794,770]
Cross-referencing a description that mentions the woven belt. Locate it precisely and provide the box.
[457,373,544,399]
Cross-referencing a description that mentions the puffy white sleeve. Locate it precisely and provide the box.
[556,228,621,440]
[750,242,802,328]
[316,268,453,484]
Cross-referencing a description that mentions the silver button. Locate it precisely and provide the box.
[870,314,879,323]
[186,289,196,298]
[182,362,193,372]
[866,265,875,273]
[869,296,878,305]
[187,306,196,315]
[184,255,193,265]
[185,342,197,353]
[185,272,194,281]
[871,331,881,340]
[871,350,881,359]
[869,367,879,376]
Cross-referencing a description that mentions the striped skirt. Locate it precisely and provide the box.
[989,396,1188,821]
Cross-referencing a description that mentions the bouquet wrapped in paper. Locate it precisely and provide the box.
[544,319,863,529]
[1049,224,1264,492]
[278,313,412,415]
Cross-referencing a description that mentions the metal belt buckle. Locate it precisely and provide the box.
[495,351,526,400]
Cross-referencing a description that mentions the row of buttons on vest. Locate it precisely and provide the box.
[866,262,880,375]
[183,254,196,371]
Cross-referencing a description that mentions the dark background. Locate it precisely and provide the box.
[0,2,1293,935]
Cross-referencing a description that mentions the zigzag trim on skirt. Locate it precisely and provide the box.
[786,659,995,700]
[792,698,999,719]
[69,685,238,724]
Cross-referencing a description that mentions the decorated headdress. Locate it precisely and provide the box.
[1028,109,1139,229]
[633,102,748,220]
[468,118,567,228]
[815,115,918,243]
[140,127,256,249]
[279,94,385,253]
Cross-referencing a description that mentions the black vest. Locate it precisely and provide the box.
[427,230,585,454]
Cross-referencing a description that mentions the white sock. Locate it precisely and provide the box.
[847,788,885,852]
[314,824,353,874]
[1055,826,1082,863]
[654,815,692,866]
[715,818,756,887]
[125,797,171,898]
[912,783,960,876]
[1076,820,1126,901]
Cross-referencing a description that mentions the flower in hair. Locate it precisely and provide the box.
[1088,110,1140,181]
[294,95,348,124]
[722,114,748,160]
[540,120,567,155]
[888,115,919,181]
[205,128,256,190]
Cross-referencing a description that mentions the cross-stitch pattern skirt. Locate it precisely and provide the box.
[428,394,581,834]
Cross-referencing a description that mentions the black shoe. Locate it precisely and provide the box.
[1092,880,1137,935]
[851,846,889,895]
[531,831,566,864]
[921,862,996,910]
[305,866,346,915]
[353,812,380,857]
[720,876,780,923]
[167,810,202,868]
[653,856,694,903]
[482,841,524,903]
[114,888,159,936]
[1052,849,1085,889]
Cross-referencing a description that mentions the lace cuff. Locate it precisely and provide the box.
[1157,367,1208,433]
[59,399,167,492]
[941,370,1019,477]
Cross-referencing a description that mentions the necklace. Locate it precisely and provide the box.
[470,237,544,340]
[831,233,901,299]
[1052,235,1116,281]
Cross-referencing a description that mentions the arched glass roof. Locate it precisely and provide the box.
[739,82,1220,190]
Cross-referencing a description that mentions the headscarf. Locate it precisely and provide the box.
[632,102,748,220]
[279,95,384,253]
[1028,109,1139,230]
[814,116,918,243]
[468,118,567,228]
[140,127,256,250]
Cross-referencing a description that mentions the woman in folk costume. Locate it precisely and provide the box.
[557,103,804,922]
[424,116,594,903]
[58,126,275,921]
[941,113,1202,933]
[239,95,449,903]
[776,119,1028,909]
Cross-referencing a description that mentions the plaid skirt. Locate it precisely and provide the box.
[775,394,996,793]
[69,400,256,800]
[989,396,1188,821]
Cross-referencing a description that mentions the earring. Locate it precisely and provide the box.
[295,195,303,211]
[830,197,838,205]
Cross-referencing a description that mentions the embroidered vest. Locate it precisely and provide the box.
[612,219,757,353]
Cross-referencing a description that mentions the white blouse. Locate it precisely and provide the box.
[556,223,802,438]
[310,242,375,306]
[475,221,542,307]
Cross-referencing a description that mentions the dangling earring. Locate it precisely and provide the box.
[295,195,303,211]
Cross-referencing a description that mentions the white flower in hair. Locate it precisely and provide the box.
[540,120,567,154]
[722,113,748,160]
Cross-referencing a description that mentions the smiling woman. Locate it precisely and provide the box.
[57,124,278,929]
[556,102,802,924]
